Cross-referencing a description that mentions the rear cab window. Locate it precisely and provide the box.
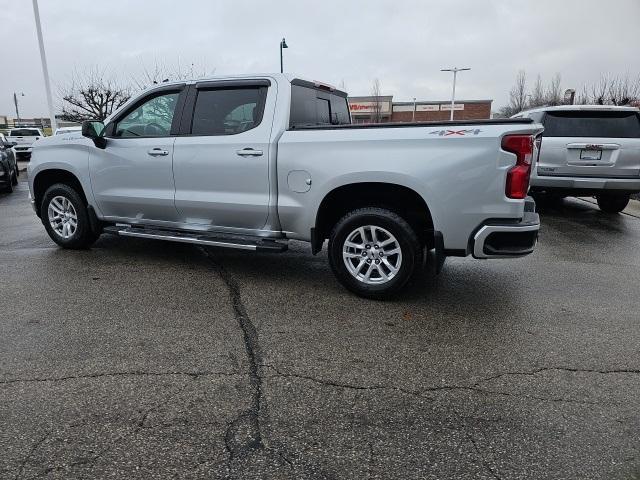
[289,79,350,128]
[9,129,40,136]
[543,110,640,138]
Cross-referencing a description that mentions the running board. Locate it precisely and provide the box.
[103,226,288,252]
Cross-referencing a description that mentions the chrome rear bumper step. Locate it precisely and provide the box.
[103,226,288,252]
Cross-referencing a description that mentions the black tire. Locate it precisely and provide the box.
[41,183,100,249]
[596,194,630,214]
[11,166,18,186]
[2,167,13,193]
[328,207,422,299]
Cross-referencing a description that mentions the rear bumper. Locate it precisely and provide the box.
[531,174,640,194]
[472,200,539,259]
[13,146,33,154]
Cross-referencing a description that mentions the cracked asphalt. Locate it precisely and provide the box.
[1,171,639,479]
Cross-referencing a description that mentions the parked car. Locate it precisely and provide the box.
[55,126,82,135]
[0,133,18,192]
[28,74,542,298]
[513,105,640,213]
[7,127,45,160]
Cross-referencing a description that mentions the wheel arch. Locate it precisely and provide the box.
[32,169,88,218]
[312,182,435,254]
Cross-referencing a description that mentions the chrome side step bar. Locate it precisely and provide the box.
[104,226,288,252]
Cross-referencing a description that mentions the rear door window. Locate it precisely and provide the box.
[290,84,350,128]
[190,87,265,136]
[543,111,640,138]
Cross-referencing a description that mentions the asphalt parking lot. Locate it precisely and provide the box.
[1,167,639,480]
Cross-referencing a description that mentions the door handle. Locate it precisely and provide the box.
[147,148,169,157]
[236,148,263,157]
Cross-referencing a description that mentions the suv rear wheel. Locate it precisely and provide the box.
[41,183,100,249]
[328,207,421,299]
[596,193,630,214]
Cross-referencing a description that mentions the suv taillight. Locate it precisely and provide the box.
[503,134,534,199]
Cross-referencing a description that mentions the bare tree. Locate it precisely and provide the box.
[59,68,131,122]
[608,74,640,105]
[529,75,545,108]
[370,78,383,123]
[545,73,563,106]
[134,60,213,91]
[590,74,610,105]
[498,70,528,117]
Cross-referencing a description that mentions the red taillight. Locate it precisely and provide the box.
[502,134,534,199]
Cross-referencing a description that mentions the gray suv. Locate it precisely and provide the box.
[514,105,640,213]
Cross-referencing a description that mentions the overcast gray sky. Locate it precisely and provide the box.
[0,0,638,117]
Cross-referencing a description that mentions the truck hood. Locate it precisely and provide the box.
[34,131,85,148]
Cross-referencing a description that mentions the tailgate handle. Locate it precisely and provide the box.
[566,143,620,150]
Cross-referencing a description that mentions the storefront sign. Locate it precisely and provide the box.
[440,103,465,111]
[349,101,392,114]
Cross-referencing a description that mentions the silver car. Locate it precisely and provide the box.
[514,105,640,213]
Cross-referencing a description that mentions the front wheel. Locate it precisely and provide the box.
[41,183,100,249]
[596,194,630,214]
[328,207,421,299]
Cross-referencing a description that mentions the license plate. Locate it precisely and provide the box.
[580,149,602,161]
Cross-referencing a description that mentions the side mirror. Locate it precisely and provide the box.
[82,120,107,149]
[8,142,17,147]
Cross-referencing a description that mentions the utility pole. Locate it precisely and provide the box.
[412,97,416,122]
[31,0,57,132]
[279,38,288,73]
[13,92,24,123]
[441,67,470,121]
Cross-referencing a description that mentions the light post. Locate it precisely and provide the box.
[412,97,416,122]
[279,38,288,73]
[31,0,57,132]
[441,67,470,121]
[13,92,24,124]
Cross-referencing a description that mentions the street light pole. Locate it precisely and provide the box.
[412,97,416,122]
[279,38,288,73]
[13,92,24,123]
[31,0,57,132]
[441,67,470,121]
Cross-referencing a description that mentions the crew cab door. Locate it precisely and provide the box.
[172,79,273,230]
[537,110,640,178]
[88,86,185,222]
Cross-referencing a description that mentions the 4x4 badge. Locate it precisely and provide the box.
[429,129,482,136]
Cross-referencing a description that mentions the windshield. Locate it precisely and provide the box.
[10,128,40,136]
[543,111,640,138]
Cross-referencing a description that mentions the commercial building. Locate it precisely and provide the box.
[348,96,492,123]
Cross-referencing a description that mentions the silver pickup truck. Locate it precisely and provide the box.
[28,74,542,298]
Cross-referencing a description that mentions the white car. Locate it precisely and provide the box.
[55,126,82,136]
[7,127,45,159]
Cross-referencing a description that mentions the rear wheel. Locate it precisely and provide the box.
[328,207,421,299]
[596,193,630,214]
[41,183,100,249]
[11,166,18,186]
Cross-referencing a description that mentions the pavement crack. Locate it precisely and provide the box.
[262,365,605,405]
[479,366,640,384]
[201,247,264,458]
[464,428,502,480]
[261,364,431,399]
[0,370,242,386]
[14,430,53,480]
